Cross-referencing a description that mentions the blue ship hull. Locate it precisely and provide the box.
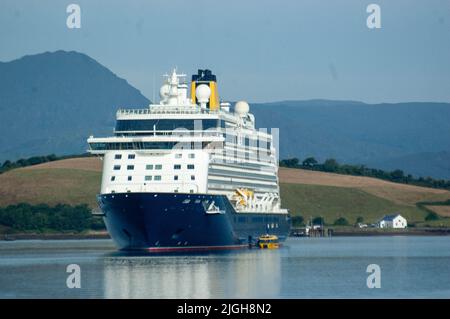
[97,192,291,252]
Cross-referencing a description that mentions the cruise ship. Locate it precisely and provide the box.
[88,69,291,251]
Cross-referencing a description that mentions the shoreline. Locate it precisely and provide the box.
[2,228,450,241]
[332,229,450,236]
[1,231,110,241]
[291,227,450,237]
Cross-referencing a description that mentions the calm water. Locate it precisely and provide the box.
[0,236,449,298]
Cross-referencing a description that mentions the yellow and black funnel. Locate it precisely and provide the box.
[191,69,220,110]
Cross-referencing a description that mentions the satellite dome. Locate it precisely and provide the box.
[196,84,211,104]
[235,101,250,115]
[159,84,170,99]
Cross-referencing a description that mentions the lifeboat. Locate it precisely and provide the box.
[257,234,279,249]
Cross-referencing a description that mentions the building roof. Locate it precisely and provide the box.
[380,214,403,222]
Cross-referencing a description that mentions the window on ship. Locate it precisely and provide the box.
[115,119,219,132]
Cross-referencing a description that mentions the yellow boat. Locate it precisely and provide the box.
[257,234,279,249]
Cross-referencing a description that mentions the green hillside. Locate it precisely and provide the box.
[281,183,428,225]
[0,158,449,227]
[0,168,101,208]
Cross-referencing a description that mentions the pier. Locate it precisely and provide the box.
[290,227,334,237]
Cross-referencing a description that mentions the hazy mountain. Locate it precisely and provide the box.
[367,151,450,180]
[251,100,450,179]
[1,51,449,179]
[0,50,149,162]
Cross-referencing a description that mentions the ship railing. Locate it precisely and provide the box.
[117,107,221,116]
[105,183,199,194]
[113,130,224,137]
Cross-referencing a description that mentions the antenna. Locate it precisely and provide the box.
[152,74,155,103]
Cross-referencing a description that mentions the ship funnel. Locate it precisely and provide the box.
[191,69,220,110]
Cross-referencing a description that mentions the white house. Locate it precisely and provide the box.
[378,214,407,229]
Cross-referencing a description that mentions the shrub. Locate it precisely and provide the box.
[0,203,103,232]
[312,216,325,225]
[291,216,304,227]
[425,211,440,221]
[334,217,349,226]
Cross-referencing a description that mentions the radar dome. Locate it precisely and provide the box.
[195,84,211,104]
[235,101,250,115]
[159,84,170,99]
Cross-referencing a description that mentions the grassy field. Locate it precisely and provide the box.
[279,167,450,226]
[0,157,449,226]
[0,166,101,208]
[279,167,450,206]
[280,183,429,225]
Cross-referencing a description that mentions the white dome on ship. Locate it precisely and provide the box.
[196,84,211,104]
[235,101,250,115]
[159,83,170,99]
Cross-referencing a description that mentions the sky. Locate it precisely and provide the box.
[0,0,449,103]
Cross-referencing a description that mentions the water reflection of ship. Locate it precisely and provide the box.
[103,251,281,298]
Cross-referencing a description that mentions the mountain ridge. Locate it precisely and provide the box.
[0,50,150,162]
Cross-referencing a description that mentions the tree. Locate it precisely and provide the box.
[425,211,440,221]
[1,160,12,168]
[334,217,349,226]
[291,216,304,227]
[46,154,58,161]
[356,216,364,223]
[16,158,28,167]
[312,216,325,225]
[280,158,300,168]
[391,169,405,181]
[302,157,318,168]
[323,158,339,172]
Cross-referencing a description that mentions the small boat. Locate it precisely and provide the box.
[257,234,279,249]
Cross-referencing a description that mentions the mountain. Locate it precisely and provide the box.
[367,151,450,179]
[251,100,450,179]
[0,50,149,162]
[1,51,449,179]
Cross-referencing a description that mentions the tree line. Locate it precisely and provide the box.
[0,153,92,174]
[280,157,450,191]
[0,203,105,232]
[291,215,362,227]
